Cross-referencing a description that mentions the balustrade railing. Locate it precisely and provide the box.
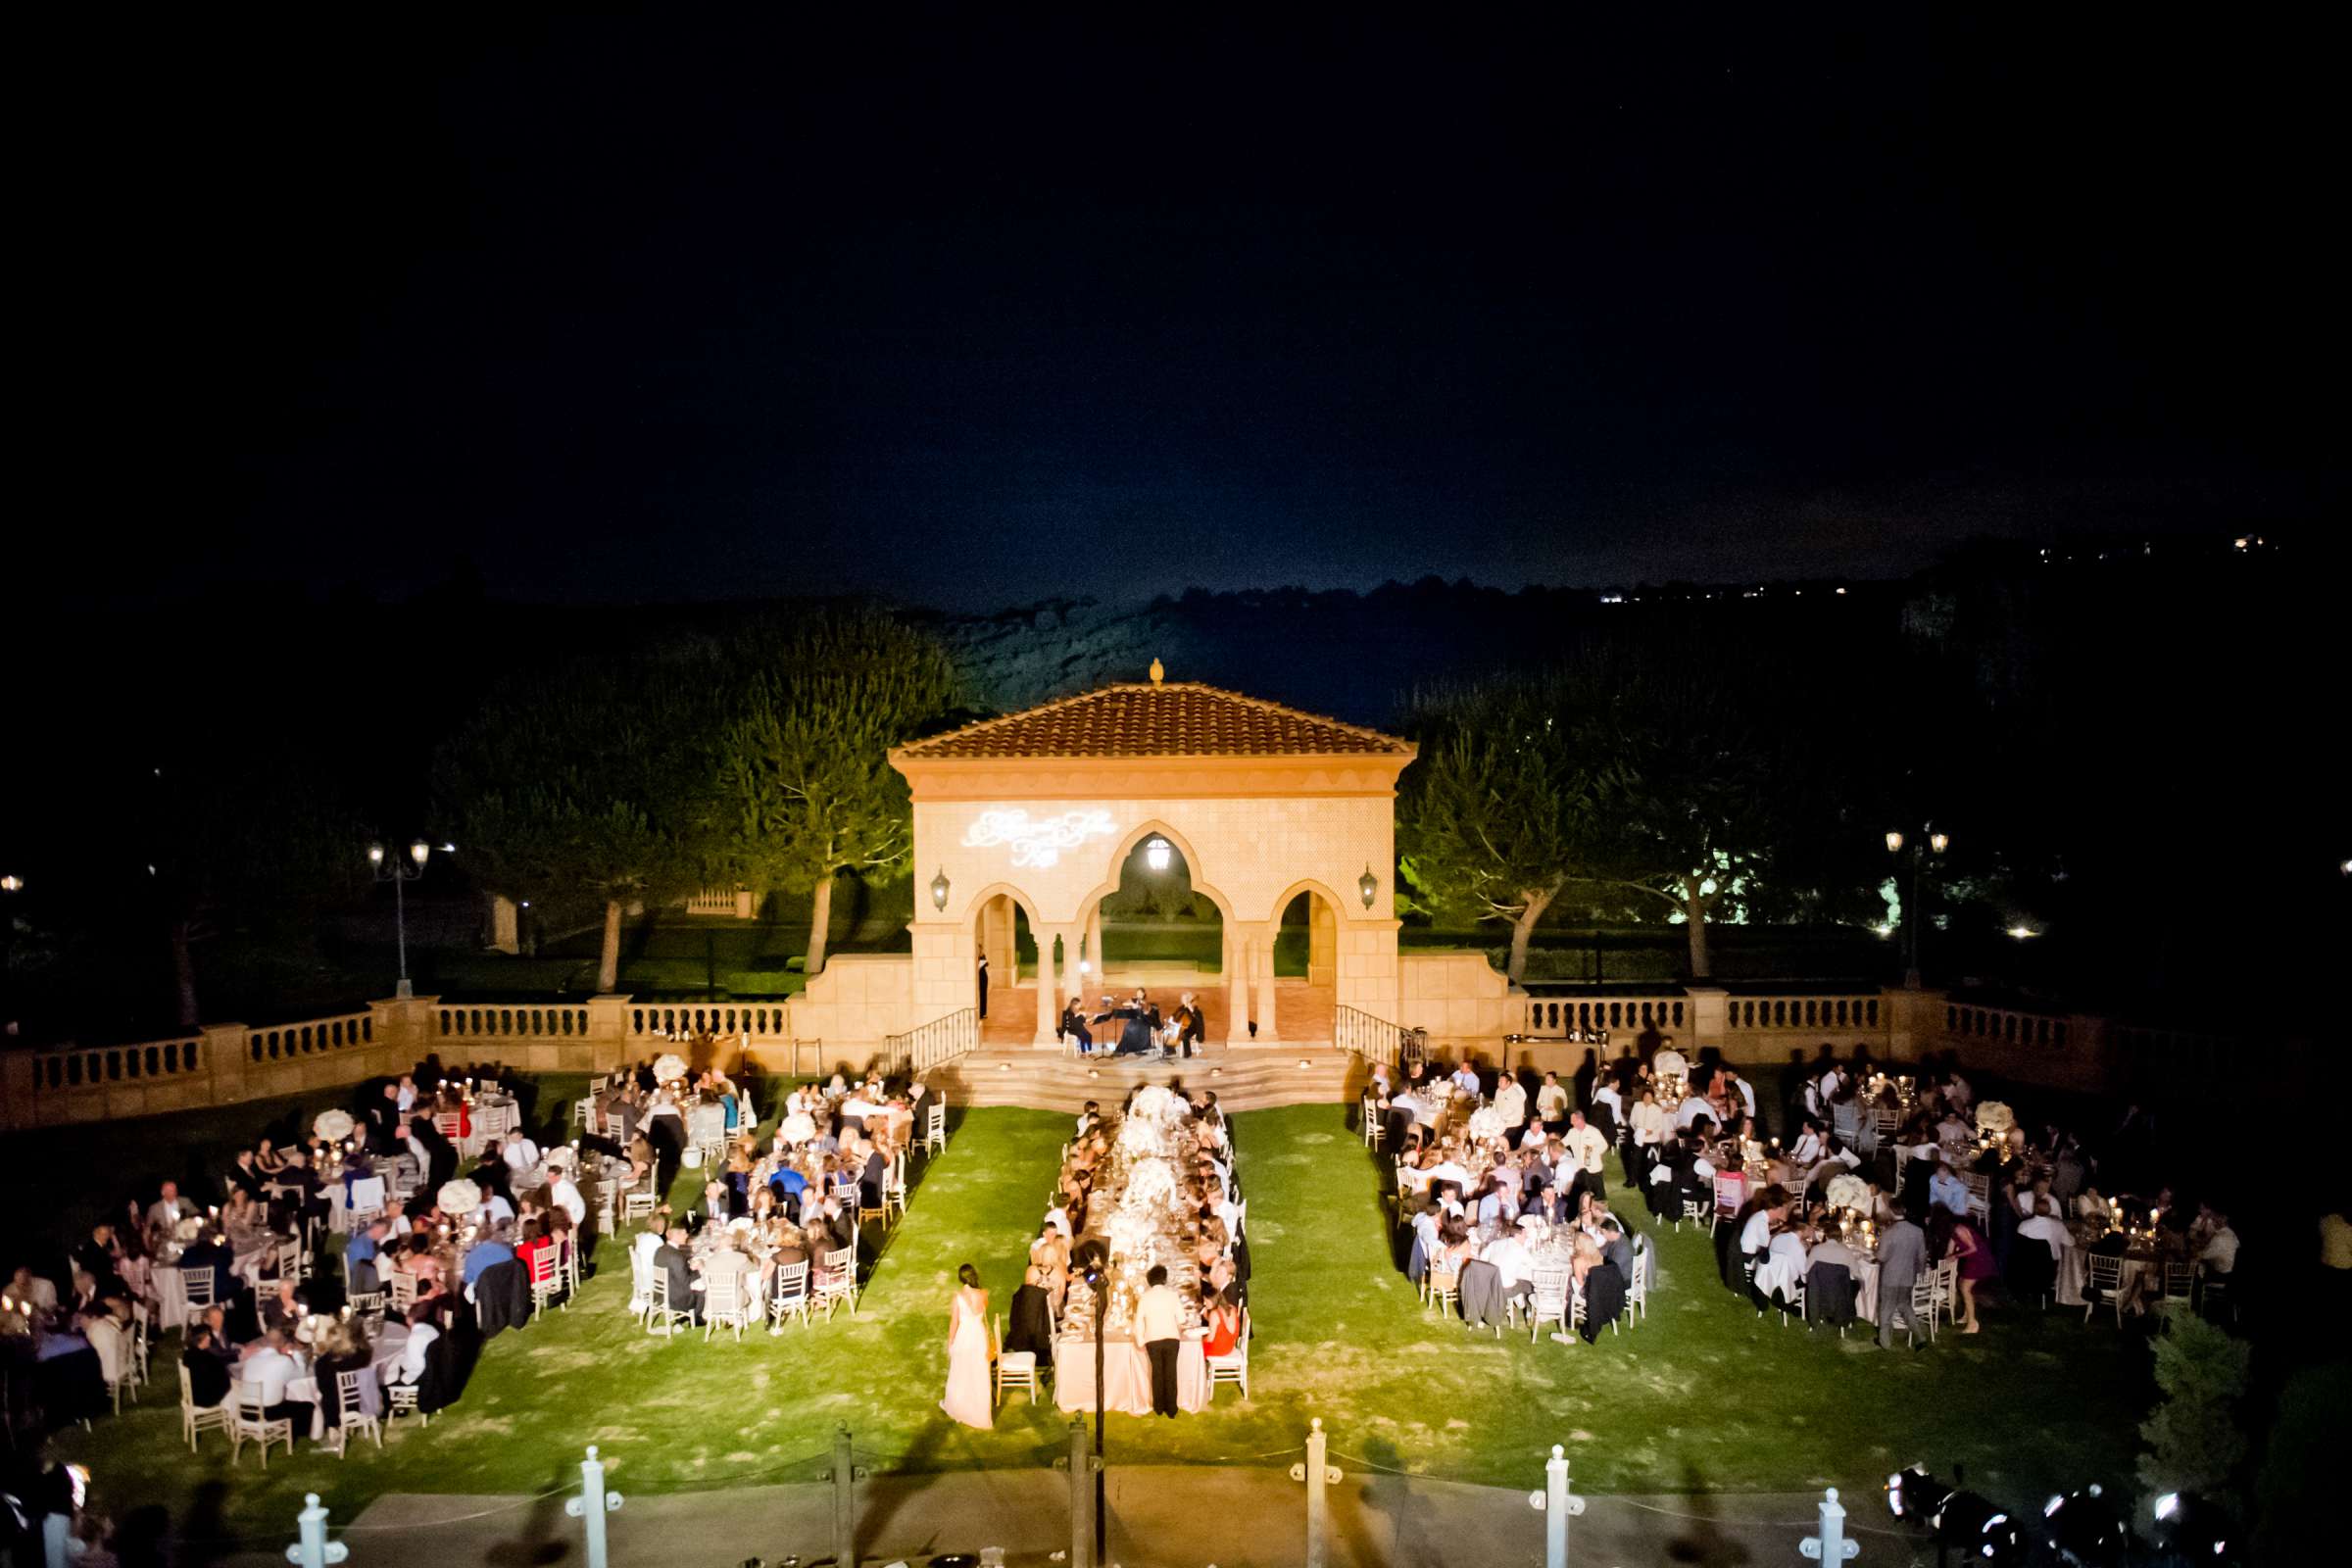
[30,1033,208,1096]
[1335,1004,1414,1067]
[1943,1001,2069,1052]
[436,1003,593,1042]
[884,1007,978,1077]
[1519,994,1685,1040]
[248,1010,376,1063]
[629,1003,799,1044]
[1725,993,1881,1033]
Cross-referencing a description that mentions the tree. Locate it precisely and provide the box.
[1398,680,1599,984]
[2138,1307,2249,1517]
[1568,652,1801,980]
[138,753,365,1028]
[714,612,959,976]
[436,647,726,994]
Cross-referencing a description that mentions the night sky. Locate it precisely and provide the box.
[24,8,2341,612]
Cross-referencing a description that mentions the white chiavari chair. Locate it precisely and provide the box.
[1527,1267,1571,1341]
[702,1272,755,1343]
[178,1362,231,1451]
[814,1247,858,1318]
[228,1381,294,1467]
[994,1311,1040,1405]
[767,1259,812,1332]
[1204,1308,1250,1400]
[329,1369,382,1455]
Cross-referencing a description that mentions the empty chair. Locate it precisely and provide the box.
[882,1152,909,1224]
[1423,1262,1460,1319]
[328,1368,383,1456]
[923,1100,948,1156]
[385,1381,426,1428]
[1526,1267,1571,1341]
[814,1248,858,1318]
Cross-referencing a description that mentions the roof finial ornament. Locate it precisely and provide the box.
[1149,658,1164,686]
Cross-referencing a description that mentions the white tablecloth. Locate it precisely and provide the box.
[152,1264,189,1330]
[287,1324,409,1440]
[1054,1336,1208,1416]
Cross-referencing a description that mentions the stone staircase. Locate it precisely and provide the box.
[929,1044,1361,1114]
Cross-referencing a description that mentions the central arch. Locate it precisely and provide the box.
[1076,819,1235,1045]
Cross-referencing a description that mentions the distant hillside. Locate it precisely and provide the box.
[917,577,1903,725]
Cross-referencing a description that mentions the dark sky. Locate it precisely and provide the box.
[24,7,2342,612]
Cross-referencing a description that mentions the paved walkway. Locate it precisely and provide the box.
[219,1465,1915,1567]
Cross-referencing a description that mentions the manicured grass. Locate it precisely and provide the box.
[45,1104,2149,1542]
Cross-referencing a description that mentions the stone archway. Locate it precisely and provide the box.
[1075,820,1237,1044]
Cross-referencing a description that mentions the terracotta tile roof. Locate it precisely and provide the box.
[898,681,1412,760]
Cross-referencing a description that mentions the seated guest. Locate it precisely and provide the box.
[346,1218,390,1293]
[462,1232,516,1294]
[1060,998,1095,1053]
[2195,1203,2238,1279]
[237,1326,314,1428]
[181,1324,233,1408]
[654,1225,697,1321]
[1928,1157,1970,1218]
[1004,1265,1058,1365]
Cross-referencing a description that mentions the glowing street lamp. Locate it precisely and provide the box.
[1884,826,1950,990]
[368,838,432,999]
[0,874,22,893]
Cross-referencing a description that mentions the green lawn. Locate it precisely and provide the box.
[47,1103,2149,1541]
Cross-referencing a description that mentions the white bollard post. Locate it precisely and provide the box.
[564,1446,625,1568]
[1800,1486,1859,1563]
[283,1494,348,1568]
[1304,1417,1329,1568]
[1527,1445,1585,1568]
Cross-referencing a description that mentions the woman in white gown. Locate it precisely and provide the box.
[940,1263,993,1430]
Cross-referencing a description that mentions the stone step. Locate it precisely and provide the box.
[930,1047,1360,1114]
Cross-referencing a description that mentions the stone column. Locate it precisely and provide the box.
[1225,928,1249,1045]
[1685,985,1730,1060]
[1036,927,1060,1047]
[1256,924,1279,1041]
[488,895,520,955]
[1088,907,1106,992]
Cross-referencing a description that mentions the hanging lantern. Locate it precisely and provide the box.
[929,867,951,912]
[1358,863,1378,909]
[1145,837,1171,873]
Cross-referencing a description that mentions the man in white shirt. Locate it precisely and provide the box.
[1631,1093,1667,1148]
[1674,1092,1713,1132]
[1591,1077,1624,1128]
[1817,1063,1845,1108]
[1562,1111,1610,1201]
[502,1135,543,1177]
[1133,1265,1186,1417]
[2196,1204,2238,1277]
[1535,1073,1570,1133]
[1481,1221,1537,1313]
[237,1327,313,1424]
[1450,1060,1483,1100]
[1075,1102,1102,1139]
[395,1074,418,1113]
[391,1312,440,1386]
[1756,1223,1811,1305]
[1493,1074,1529,1139]
[548,1164,588,1227]
[1723,1069,1757,1124]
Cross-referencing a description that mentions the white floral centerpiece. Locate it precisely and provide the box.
[313,1109,355,1143]
[1127,1085,1184,1126]
[652,1053,690,1086]
[437,1179,483,1217]
[1466,1104,1506,1143]
[1974,1101,2016,1136]
[1118,1157,1181,1214]
[1825,1173,1870,1215]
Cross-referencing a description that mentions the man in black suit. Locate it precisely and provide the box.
[181,1324,232,1409]
[654,1225,697,1323]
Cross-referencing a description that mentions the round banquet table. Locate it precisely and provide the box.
[287,1323,409,1439]
[1054,1333,1209,1415]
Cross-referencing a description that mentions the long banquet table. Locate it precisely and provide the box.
[1054,1333,1210,1415]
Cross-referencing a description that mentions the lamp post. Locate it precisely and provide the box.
[1883,827,1948,990]
[368,838,431,999]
